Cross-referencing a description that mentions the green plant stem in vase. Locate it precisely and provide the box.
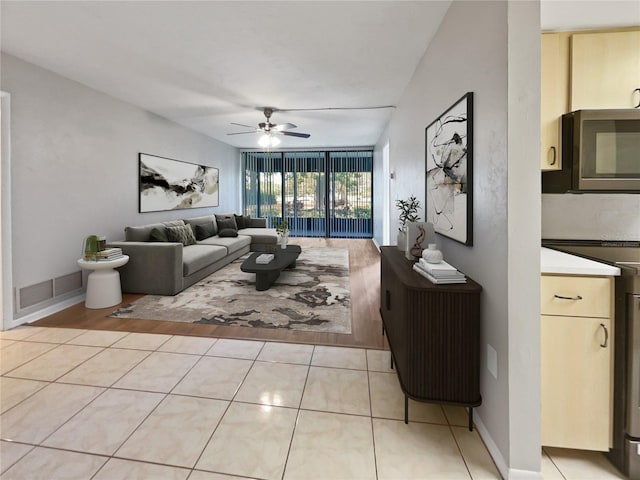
[395,195,421,250]
[396,195,421,232]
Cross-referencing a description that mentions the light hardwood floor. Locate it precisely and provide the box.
[33,238,388,349]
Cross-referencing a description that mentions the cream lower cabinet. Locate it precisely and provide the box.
[541,274,614,451]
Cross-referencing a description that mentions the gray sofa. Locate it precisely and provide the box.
[109,214,278,295]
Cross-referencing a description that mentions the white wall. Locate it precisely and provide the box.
[372,124,389,247]
[375,1,541,477]
[1,53,240,320]
[0,91,10,327]
[507,2,542,475]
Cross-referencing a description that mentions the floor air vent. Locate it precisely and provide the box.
[16,271,83,313]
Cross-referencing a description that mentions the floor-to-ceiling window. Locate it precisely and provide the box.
[243,150,373,238]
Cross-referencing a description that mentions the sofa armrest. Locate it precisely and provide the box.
[247,218,266,228]
[108,241,183,295]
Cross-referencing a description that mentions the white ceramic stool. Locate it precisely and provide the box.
[77,256,129,309]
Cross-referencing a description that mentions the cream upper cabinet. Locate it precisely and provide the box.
[571,30,640,110]
[541,274,615,451]
[541,33,569,170]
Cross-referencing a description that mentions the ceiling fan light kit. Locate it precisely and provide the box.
[258,134,281,148]
[227,107,311,147]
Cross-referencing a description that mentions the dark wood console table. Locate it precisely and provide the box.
[379,247,482,430]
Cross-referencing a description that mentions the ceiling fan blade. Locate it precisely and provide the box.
[273,123,297,131]
[227,131,257,136]
[230,122,256,129]
[281,131,311,138]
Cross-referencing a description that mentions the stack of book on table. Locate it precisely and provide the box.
[412,258,467,284]
[255,253,274,265]
[85,247,123,261]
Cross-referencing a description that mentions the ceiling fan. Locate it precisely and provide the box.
[227,107,311,143]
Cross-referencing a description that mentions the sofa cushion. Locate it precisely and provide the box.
[182,244,227,276]
[124,220,185,242]
[125,222,166,242]
[166,224,197,246]
[216,215,238,231]
[234,214,251,229]
[184,215,218,238]
[240,227,278,245]
[195,223,216,241]
[247,217,267,228]
[197,234,251,255]
[218,228,238,237]
[149,227,169,242]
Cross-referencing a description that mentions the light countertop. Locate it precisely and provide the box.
[541,247,621,276]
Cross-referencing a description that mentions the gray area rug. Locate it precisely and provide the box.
[110,247,352,334]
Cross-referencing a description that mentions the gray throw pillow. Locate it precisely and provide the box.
[195,223,216,241]
[165,224,197,246]
[218,228,239,238]
[234,214,251,229]
[149,227,169,242]
[216,217,238,232]
[162,220,185,228]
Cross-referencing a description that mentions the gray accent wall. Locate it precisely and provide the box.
[374,1,541,477]
[542,193,640,240]
[1,53,240,319]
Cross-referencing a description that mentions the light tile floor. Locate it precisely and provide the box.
[0,326,625,479]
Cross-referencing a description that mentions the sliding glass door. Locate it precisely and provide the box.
[243,150,372,238]
[284,152,326,236]
[329,151,373,238]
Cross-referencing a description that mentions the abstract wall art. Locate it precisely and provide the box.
[139,153,219,213]
[425,92,473,246]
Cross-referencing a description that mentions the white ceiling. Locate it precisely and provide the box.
[0,0,452,149]
[2,1,637,150]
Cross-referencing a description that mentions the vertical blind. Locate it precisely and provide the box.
[329,151,373,238]
[243,150,372,238]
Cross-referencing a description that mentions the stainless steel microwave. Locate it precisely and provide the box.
[542,109,640,193]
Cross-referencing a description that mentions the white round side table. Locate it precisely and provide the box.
[77,255,129,309]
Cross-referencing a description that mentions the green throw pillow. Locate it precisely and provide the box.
[149,227,169,242]
[165,224,196,246]
[195,223,216,241]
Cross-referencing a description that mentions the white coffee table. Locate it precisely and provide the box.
[77,255,129,309]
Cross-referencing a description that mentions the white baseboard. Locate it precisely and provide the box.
[474,413,542,480]
[7,293,85,330]
[372,238,381,251]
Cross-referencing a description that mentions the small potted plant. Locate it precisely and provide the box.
[395,195,421,250]
[275,219,289,249]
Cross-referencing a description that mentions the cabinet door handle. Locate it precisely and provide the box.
[549,146,557,166]
[385,290,391,310]
[554,294,583,301]
[634,88,640,109]
[600,323,609,348]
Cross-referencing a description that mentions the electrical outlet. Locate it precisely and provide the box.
[487,344,498,379]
